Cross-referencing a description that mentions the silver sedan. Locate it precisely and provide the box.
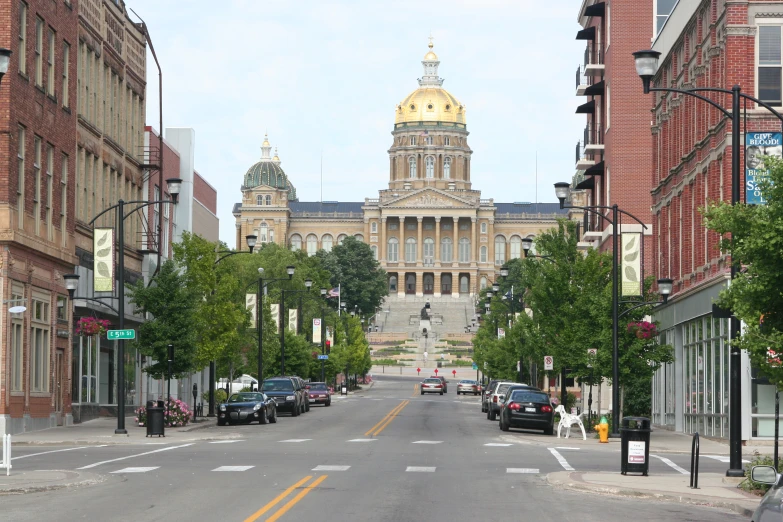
[457,380,480,395]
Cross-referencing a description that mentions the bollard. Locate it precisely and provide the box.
[1,434,11,476]
[594,416,609,443]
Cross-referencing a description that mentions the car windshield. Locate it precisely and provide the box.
[496,384,512,395]
[309,383,328,391]
[460,380,475,384]
[262,380,294,392]
[228,393,263,403]
[510,391,550,403]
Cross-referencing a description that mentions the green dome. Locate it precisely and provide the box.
[243,160,297,200]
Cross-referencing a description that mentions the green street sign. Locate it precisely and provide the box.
[472,363,478,370]
[108,329,135,340]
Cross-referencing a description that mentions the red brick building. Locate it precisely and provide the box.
[0,0,78,434]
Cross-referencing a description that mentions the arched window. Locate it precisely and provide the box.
[322,234,333,252]
[423,237,434,264]
[355,234,364,242]
[259,223,268,243]
[444,136,450,146]
[290,234,302,251]
[480,276,488,290]
[389,275,398,292]
[405,237,417,263]
[265,195,272,205]
[480,246,488,263]
[460,275,469,293]
[371,245,378,260]
[480,222,487,234]
[444,157,451,179]
[371,222,378,234]
[510,236,522,259]
[459,237,471,263]
[425,156,435,178]
[494,236,506,265]
[337,234,347,245]
[441,237,453,263]
[387,237,398,262]
[306,234,318,256]
[409,157,417,178]
[256,195,263,205]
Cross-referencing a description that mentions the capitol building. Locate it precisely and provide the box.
[233,41,568,297]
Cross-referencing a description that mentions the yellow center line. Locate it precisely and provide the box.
[411,383,419,397]
[266,475,328,522]
[364,400,408,436]
[372,400,410,436]
[243,475,313,522]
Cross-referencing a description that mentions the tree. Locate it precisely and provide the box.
[321,236,387,316]
[127,260,199,379]
[702,157,783,386]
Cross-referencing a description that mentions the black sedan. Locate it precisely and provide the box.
[498,388,554,435]
[218,392,277,426]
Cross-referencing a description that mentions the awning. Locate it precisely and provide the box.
[585,2,605,17]
[585,161,605,176]
[576,26,596,40]
[576,100,595,114]
[584,80,604,96]
[575,176,595,190]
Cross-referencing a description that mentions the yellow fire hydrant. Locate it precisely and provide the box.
[594,416,609,443]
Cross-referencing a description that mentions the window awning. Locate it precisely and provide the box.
[584,80,604,96]
[576,100,595,114]
[575,176,595,190]
[585,2,605,17]
[585,161,605,176]
[576,26,596,40]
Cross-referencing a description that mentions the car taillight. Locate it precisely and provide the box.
[541,405,553,413]
[508,403,521,411]
[435,384,442,388]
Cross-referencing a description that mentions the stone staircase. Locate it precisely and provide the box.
[379,295,476,339]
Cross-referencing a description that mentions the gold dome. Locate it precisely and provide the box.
[395,88,465,125]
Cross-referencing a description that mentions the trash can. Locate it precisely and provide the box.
[620,416,651,475]
[437,361,442,368]
[146,400,165,438]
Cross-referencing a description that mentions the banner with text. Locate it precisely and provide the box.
[270,304,280,333]
[621,233,642,296]
[288,309,298,334]
[93,228,114,292]
[313,318,322,344]
[746,132,782,205]
[246,294,257,327]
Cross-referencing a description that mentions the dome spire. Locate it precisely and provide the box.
[273,147,281,164]
[419,36,443,87]
[261,133,272,160]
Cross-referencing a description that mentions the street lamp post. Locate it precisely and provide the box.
[320,288,328,382]
[64,178,182,434]
[279,278,313,375]
[633,49,783,476]
[253,265,295,388]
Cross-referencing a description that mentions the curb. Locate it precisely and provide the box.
[0,470,106,495]
[545,472,756,517]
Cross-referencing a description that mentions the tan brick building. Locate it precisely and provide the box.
[234,41,568,297]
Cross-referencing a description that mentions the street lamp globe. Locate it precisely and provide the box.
[500,265,509,278]
[304,278,313,289]
[554,182,571,208]
[492,282,500,293]
[0,48,12,84]
[63,273,80,298]
[321,288,328,297]
[246,234,258,253]
[165,178,183,204]
[521,238,533,256]
[632,50,661,94]
[258,267,264,275]
[657,277,674,303]
[286,265,295,278]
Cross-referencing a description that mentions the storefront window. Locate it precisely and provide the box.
[682,315,728,437]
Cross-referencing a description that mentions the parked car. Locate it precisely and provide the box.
[487,382,520,421]
[421,377,445,395]
[431,375,448,393]
[284,375,310,413]
[217,392,277,426]
[499,388,554,435]
[261,377,303,416]
[482,380,500,413]
[750,466,783,522]
[307,382,331,406]
[457,380,480,395]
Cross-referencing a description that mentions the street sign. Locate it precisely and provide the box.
[317,355,329,360]
[544,355,554,371]
[472,363,478,370]
[108,329,135,340]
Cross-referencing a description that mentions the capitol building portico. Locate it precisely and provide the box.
[233,41,568,297]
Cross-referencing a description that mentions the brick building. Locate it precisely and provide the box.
[648,0,783,442]
[0,0,78,434]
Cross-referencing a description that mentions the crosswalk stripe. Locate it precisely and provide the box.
[406,466,436,472]
[507,468,539,474]
[313,465,350,471]
[77,443,195,470]
[548,448,574,471]
[209,440,244,444]
[111,467,159,473]
[213,466,254,472]
[279,439,312,443]
[412,441,443,444]
[484,443,512,447]
[650,455,688,474]
[348,439,377,442]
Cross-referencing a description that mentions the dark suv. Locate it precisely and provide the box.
[261,377,303,416]
[283,376,309,413]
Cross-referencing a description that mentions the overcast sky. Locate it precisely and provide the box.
[128,0,585,245]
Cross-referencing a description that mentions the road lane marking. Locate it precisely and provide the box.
[278,439,312,443]
[110,467,159,473]
[412,441,443,444]
[650,454,689,474]
[364,400,408,437]
[507,468,539,474]
[406,466,436,472]
[213,465,255,471]
[76,443,195,469]
[555,447,580,450]
[312,465,350,471]
[209,440,244,444]
[701,454,750,463]
[548,448,575,471]
[243,475,312,522]
[266,475,328,522]
[484,443,512,447]
[347,439,377,442]
[12,446,88,460]
[372,400,410,436]
[411,384,419,396]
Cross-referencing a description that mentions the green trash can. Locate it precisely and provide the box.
[620,416,651,475]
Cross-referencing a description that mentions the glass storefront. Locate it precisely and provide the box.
[72,334,138,407]
[652,329,676,427]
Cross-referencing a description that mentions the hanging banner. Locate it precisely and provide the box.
[246,294,257,327]
[93,228,114,292]
[313,318,322,344]
[746,132,782,205]
[288,309,298,334]
[525,307,533,318]
[497,328,505,339]
[621,233,642,297]
[270,304,280,333]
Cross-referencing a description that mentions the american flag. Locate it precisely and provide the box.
[328,287,340,298]
[419,130,429,136]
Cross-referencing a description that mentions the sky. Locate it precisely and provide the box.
[127,0,585,245]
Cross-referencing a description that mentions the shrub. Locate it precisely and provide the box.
[741,453,780,496]
[372,359,398,366]
[201,388,228,405]
[135,397,193,428]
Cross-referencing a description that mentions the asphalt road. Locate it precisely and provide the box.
[3,376,745,522]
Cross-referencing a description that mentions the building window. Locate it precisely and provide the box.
[306,234,317,256]
[355,234,364,242]
[290,234,302,251]
[494,236,506,265]
[480,246,487,263]
[480,222,487,234]
[405,237,417,262]
[425,136,433,145]
[322,234,333,252]
[423,222,433,230]
[409,157,416,178]
[56,295,67,321]
[759,25,783,106]
[655,0,677,35]
[266,195,272,205]
[371,245,378,260]
[388,222,398,231]
[33,136,41,235]
[441,237,453,263]
[47,28,55,96]
[423,237,434,264]
[34,16,43,86]
[387,237,398,262]
[459,237,470,263]
[444,136,450,146]
[444,157,451,179]
[371,222,377,234]
[442,222,452,231]
[389,275,397,292]
[31,297,50,393]
[510,236,522,259]
[409,136,416,146]
[256,195,263,205]
[46,144,53,240]
[18,2,27,75]
[459,222,469,230]
[460,275,469,294]
[425,156,434,178]
[259,222,268,243]
[62,41,69,107]
[17,126,25,226]
[406,222,416,230]
[337,234,346,245]
[10,289,24,392]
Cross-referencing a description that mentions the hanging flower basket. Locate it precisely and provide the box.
[76,317,111,337]
[627,320,658,340]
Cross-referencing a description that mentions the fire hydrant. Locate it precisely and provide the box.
[594,416,609,443]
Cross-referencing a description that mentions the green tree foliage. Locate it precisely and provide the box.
[318,236,387,316]
[127,260,199,379]
[702,157,783,386]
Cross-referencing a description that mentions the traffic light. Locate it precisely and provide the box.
[325,340,331,355]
